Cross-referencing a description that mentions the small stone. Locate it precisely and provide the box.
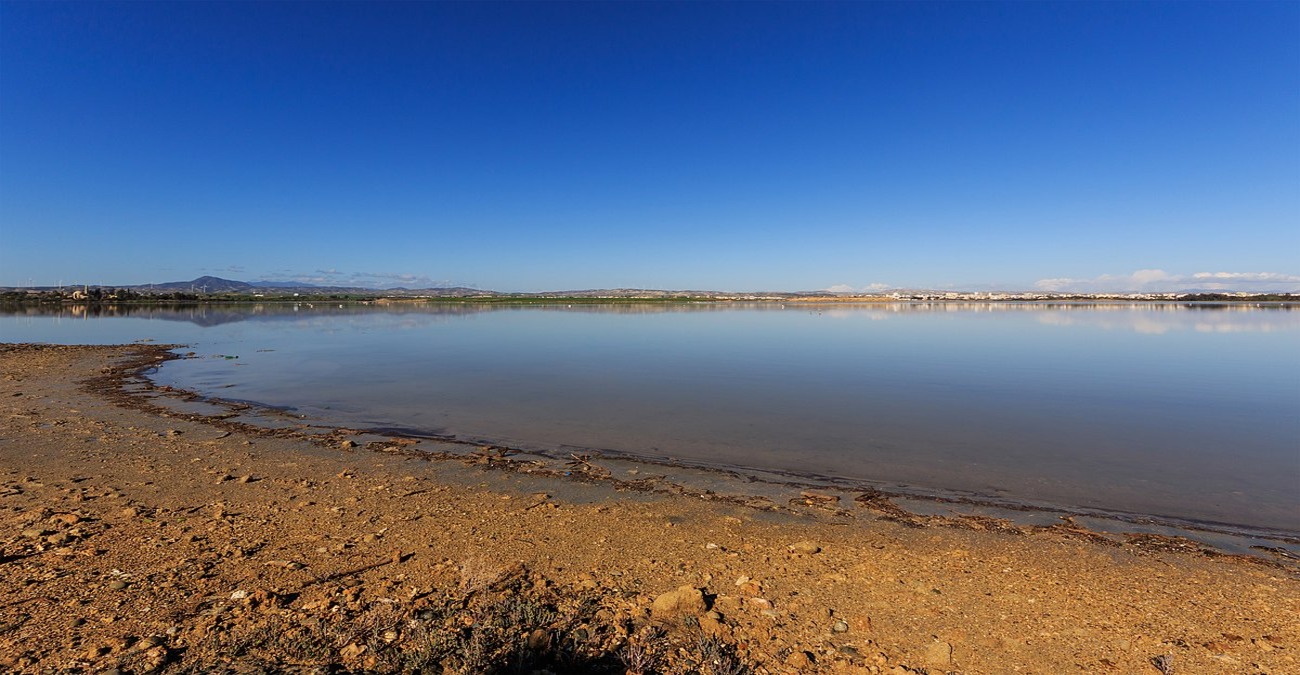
[248,590,287,609]
[924,640,953,667]
[46,532,72,546]
[651,585,708,619]
[698,611,727,637]
[785,651,815,668]
[737,580,762,596]
[108,581,127,590]
[788,540,822,555]
[166,429,182,437]
[230,589,249,600]
[832,619,850,633]
[340,440,358,449]
[238,475,254,483]
[526,628,550,650]
[21,528,46,539]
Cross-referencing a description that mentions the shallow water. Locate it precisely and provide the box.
[4,301,1297,535]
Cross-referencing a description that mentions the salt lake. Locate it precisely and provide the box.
[4,301,1297,537]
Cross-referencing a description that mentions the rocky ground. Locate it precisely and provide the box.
[1,343,1297,674]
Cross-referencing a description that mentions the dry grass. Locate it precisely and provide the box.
[171,567,752,674]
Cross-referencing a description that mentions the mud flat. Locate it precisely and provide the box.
[1,343,1296,673]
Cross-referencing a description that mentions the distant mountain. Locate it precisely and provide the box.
[144,276,257,293]
[119,276,498,297]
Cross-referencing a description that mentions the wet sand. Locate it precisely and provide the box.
[1,343,1296,673]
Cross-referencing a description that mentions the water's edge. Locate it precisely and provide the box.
[112,343,1300,566]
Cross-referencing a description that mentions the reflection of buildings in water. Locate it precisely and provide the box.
[1033,304,1295,334]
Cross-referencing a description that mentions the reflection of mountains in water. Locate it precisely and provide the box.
[0,300,1294,329]
[0,302,499,327]
[1,301,777,327]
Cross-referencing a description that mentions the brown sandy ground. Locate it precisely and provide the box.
[0,344,1297,674]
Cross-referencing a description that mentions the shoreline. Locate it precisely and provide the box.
[2,343,1297,672]
[131,345,1300,557]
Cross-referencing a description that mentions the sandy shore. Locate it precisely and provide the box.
[1,344,1296,673]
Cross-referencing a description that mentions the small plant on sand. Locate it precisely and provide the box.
[163,566,754,674]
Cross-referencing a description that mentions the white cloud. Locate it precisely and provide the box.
[826,283,892,294]
[1034,269,1300,293]
[1192,272,1300,282]
[260,269,449,289]
[1129,269,1171,284]
[1034,277,1079,292]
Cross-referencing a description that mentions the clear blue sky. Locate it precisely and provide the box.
[2,1,1297,292]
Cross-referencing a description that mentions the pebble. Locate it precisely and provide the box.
[108,581,127,590]
[788,540,822,555]
[651,585,708,619]
[832,619,850,633]
[924,640,954,667]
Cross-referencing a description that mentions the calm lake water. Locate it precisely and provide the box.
[4,302,1298,535]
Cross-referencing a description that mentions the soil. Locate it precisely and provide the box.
[1,343,1296,674]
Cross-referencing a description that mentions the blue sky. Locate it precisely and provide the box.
[2,1,1297,292]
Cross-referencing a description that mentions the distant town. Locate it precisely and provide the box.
[1,276,1296,304]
